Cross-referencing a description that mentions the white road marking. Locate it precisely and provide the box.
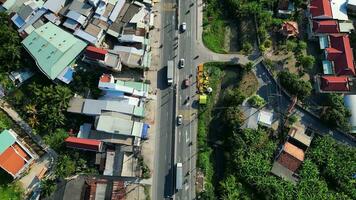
[178,131,181,143]
[185,130,189,143]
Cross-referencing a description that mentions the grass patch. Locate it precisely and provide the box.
[202,0,227,53]
[197,63,224,199]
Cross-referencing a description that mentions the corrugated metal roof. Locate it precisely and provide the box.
[22,22,87,80]
[0,130,16,154]
[96,115,134,135]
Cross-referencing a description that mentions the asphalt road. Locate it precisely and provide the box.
[152,0,178,199]
[175,0,198,200]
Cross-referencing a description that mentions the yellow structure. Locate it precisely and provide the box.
[199,95,207,104]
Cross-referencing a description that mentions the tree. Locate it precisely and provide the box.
[43,129,69,152]
[220,175,250,200]
[286,40,297,52]
[244,62,254,73]
[40,178,56,198]
[242,42,253,55]
[224,106,244,130]
[320,94,351,131]
[224,88,246,106]
[247,95,265,108]
[278,71,312,100]
[54,155,76,178]
[297,41,307,52]
[0,12,22,72]
[299,55,315,71]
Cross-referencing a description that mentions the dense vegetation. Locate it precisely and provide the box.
[321,94,351,132]
[198,63,356,200]
[277,71,312,100]
[197,63,223,199]
[217,88,356,200]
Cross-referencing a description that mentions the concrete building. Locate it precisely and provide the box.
[67,97,145,118]
[98,74,149,98]
[94,112,149,138]
[83,46,122,71]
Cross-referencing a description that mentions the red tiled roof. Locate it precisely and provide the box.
[0,146,27,176]
[100,74,111,83]
[321,76,350,91]
[277,151,303,172]
[309,0,332,18]
[85,46,108,61]
[65,137,102,152]
[326,34,355,75]
[281,21,299,37]
[312,20,339,33]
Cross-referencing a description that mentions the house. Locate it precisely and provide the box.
[114,45,144,68]
[9,68,34,87]
[343,94,356,134]
[118,34,145,49]
[0,129,35,179]
[57,176,127,200]
[102,145,138,177]
[309,0,333,19]
[107,1,139,37]
[1,0,28,13]
[21,22,87,83]
[67,97,145,117]
[11,1,39,28]
[73,22,105,46]
[309,19,354,40]
[309,0,349,20]
[94,112,149,138]
[287,124,312,150]
[77,123,140,146]
[43,0,67,15]
[63,0,93,30]
[323,34,355,76]
[320,76,350,91]
[347,0,356,16]
[83,46,122,71]
[280,21,299,38]
[271,142,305,184]
[65,137,103,152]
[277,0,295,18]
[98,74,149,98]
[257,110,274,127]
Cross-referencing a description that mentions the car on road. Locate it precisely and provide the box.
[183,79,189,88]
[177,115,183,125]
[180,22,186,32]
[179,58,185,68]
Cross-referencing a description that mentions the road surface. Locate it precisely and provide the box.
[152,0,178,199]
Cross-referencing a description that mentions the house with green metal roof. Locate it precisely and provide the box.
[22,22,87,83]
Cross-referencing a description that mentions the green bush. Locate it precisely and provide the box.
[248,95,265,108]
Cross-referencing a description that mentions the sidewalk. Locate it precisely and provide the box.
[141,1,162,198]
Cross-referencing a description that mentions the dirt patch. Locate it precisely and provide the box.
[238,71,259,97]
[265,50,310,81]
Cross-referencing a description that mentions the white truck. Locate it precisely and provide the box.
[176,162,183,190]
[167,60,174,85]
